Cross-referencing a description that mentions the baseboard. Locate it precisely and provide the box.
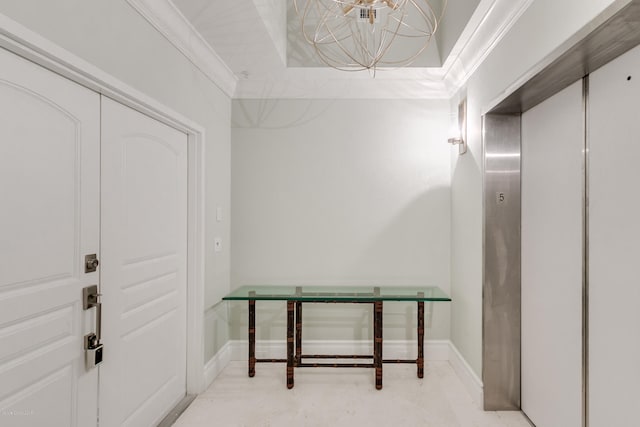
[448,342,484,406]
[229,339,451,361]
[203,341,232,389]
[223,339,482,404]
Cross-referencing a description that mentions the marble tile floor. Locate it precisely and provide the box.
[174,361,532,427]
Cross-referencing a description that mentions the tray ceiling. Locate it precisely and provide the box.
[128,0,533,98]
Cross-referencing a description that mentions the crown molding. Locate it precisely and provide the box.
[129,0,532,99]
[125,0,237,98]
[233,67,450,99]
[442,0,533,97]
[441,0,534,97]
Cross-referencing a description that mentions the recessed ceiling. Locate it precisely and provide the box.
[172,0,476,72]
[147,0,531,98]
[285,0,446,68]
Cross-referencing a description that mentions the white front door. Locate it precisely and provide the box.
[0,47,100,426]
[99,97,188,427]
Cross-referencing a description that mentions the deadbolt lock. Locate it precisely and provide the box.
[85,254,99,273]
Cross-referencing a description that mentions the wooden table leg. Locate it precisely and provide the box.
[248,297,256,377]
[417,300,424,378]
[287,300,295,389]
[374,300,383,390]
[295,301,302,365]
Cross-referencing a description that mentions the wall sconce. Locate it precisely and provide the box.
[448,98,467,155]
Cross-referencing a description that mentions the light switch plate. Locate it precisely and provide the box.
[216,207,222,222]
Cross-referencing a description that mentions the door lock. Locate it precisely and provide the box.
[83,285,103,369]
[84,333,104,368]
[85,254,99,273]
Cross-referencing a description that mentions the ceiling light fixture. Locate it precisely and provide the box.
[293,0,446,72]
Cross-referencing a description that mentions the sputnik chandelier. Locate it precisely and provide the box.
[293,0,445,72]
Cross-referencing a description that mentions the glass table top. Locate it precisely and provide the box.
[222,285,451,302]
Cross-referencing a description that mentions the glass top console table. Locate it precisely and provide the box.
[223,285,451,390]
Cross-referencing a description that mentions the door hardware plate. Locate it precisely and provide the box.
[83,285,99,310]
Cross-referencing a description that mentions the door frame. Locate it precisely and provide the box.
[0,13,207,394]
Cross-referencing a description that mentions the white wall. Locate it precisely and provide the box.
[231,98,451,341]
[451,0,624,377]
[0,0,232,361]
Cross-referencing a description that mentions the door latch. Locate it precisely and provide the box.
[83,285,103,369]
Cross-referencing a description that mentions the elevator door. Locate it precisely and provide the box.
[589,43,640,427]
[521,80,583,427]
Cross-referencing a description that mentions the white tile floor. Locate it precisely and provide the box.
[175,361,532,427]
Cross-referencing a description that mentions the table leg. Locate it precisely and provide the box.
[295,301,302,365]
[417,301,424,378]
[374,300,383,390]
[248,299,256,377]
[287,300,295,389]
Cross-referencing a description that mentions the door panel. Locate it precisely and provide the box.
[0,47,100,426]
[589,43,640,427]
[521,80,583,427]
[100,97,188,427]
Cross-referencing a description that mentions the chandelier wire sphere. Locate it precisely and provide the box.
[293,0,447,72]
